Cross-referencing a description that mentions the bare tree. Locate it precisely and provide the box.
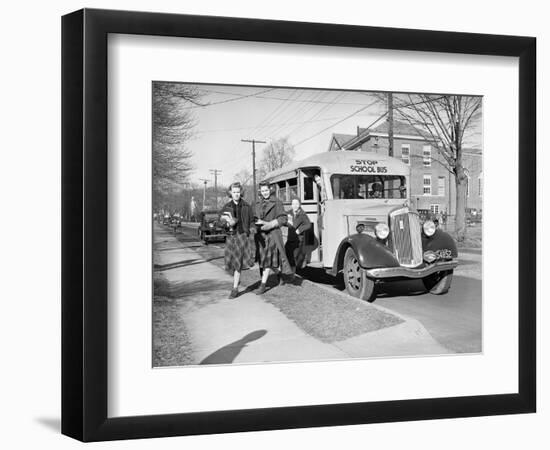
[234,168,253,186]
[258,137,296,180]
[153,82,202,207]
[387,93,482,241]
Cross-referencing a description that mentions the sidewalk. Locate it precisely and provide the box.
[153,224,452,366]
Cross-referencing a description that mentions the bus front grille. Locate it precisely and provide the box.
[390,210,423,267]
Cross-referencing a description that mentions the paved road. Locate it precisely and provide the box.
[170,222,482,354]
[374,276,481,353]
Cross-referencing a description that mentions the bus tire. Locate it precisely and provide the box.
[423,270,453,295]
[343,247,376,302]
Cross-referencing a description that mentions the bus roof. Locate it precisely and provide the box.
[263,151,410,182]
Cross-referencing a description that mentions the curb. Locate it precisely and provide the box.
[299,274,452,354]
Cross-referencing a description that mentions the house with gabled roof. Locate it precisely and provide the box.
[327,133,355,152]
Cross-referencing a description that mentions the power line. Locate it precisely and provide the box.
[184,87,277,108]
[293,98,381,147]
[268,90,324,138]
[257,90,306,139]
[194,115,363,135]
[291,94,448,149]
[199,87,372,105]
[283,91,346,141]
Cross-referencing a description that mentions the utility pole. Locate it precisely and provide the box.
[241,139,266,204]
[199,178,208,210]
[387,92,394,157]
[209,169,222,208]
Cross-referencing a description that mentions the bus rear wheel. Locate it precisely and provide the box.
[343,248,376,302]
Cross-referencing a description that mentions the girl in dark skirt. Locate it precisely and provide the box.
[220,182,255,298]
[255,181,292,293]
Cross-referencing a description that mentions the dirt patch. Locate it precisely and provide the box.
[261,280,403,343]
[152,295,193,367]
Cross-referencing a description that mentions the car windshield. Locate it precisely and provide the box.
[204,213,218,221]
[331,174,406,199]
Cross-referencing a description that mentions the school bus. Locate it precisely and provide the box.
[262,151,458,302]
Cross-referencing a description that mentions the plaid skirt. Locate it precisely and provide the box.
[224,232,254,273]
[256,232,282,270]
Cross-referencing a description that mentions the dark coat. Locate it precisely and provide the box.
[256,195,292,273]
[220,199,255,236]
[258,195,287,226]
[286,207,311,242]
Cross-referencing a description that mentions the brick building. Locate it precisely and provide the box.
[327,121,482,218]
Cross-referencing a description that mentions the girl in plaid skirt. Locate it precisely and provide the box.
[220,182,255,299]
[255,181,293,294]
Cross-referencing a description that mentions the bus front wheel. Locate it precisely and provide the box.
[343,248,376,302]
[423,270,453,295]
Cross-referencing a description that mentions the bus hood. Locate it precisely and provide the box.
[328,198,409,219]
[326,199,411,237]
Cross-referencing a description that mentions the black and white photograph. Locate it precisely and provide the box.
[152,83,483,367]
[2,0,543,447]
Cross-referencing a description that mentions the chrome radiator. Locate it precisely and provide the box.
[389,209,423,267]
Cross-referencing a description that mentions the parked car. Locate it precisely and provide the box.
[466,208,482,225]
[198,211,227,244]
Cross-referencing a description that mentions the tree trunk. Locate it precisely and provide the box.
[455,173,468,242]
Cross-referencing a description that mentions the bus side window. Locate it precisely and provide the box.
[303,176,314,201]
[278,181,287,202]
[288,178,298,199]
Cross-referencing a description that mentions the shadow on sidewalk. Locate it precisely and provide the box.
[200,330,268,365]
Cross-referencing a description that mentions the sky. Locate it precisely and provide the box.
[178,84,387,187]
[173,84,481,189]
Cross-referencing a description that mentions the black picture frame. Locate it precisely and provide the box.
[61,8,536,442]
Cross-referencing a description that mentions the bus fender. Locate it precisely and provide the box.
[421,228,458,258]
[328,233,399,276]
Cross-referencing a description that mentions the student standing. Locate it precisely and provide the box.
[220,182,255,299]
[285,197,311,273]
[255,181,292,293]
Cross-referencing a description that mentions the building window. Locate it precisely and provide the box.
[423,175,431,195]
[438,176,445,196]
[401,144,410,165]
[430,204,440,215]
[423,145,432,167]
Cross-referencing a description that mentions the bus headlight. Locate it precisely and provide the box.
[375,223,390,240]
[423,220,436,237]
[356,224,365,234]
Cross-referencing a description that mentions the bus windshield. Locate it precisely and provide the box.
[330,174,407,199]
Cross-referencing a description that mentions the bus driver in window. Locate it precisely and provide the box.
[314,174,327,202]
[370,182,383,198]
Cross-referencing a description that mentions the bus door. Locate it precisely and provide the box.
[299,169,322,265]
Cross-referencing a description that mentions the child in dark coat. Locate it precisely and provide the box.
[285,197,311,273]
